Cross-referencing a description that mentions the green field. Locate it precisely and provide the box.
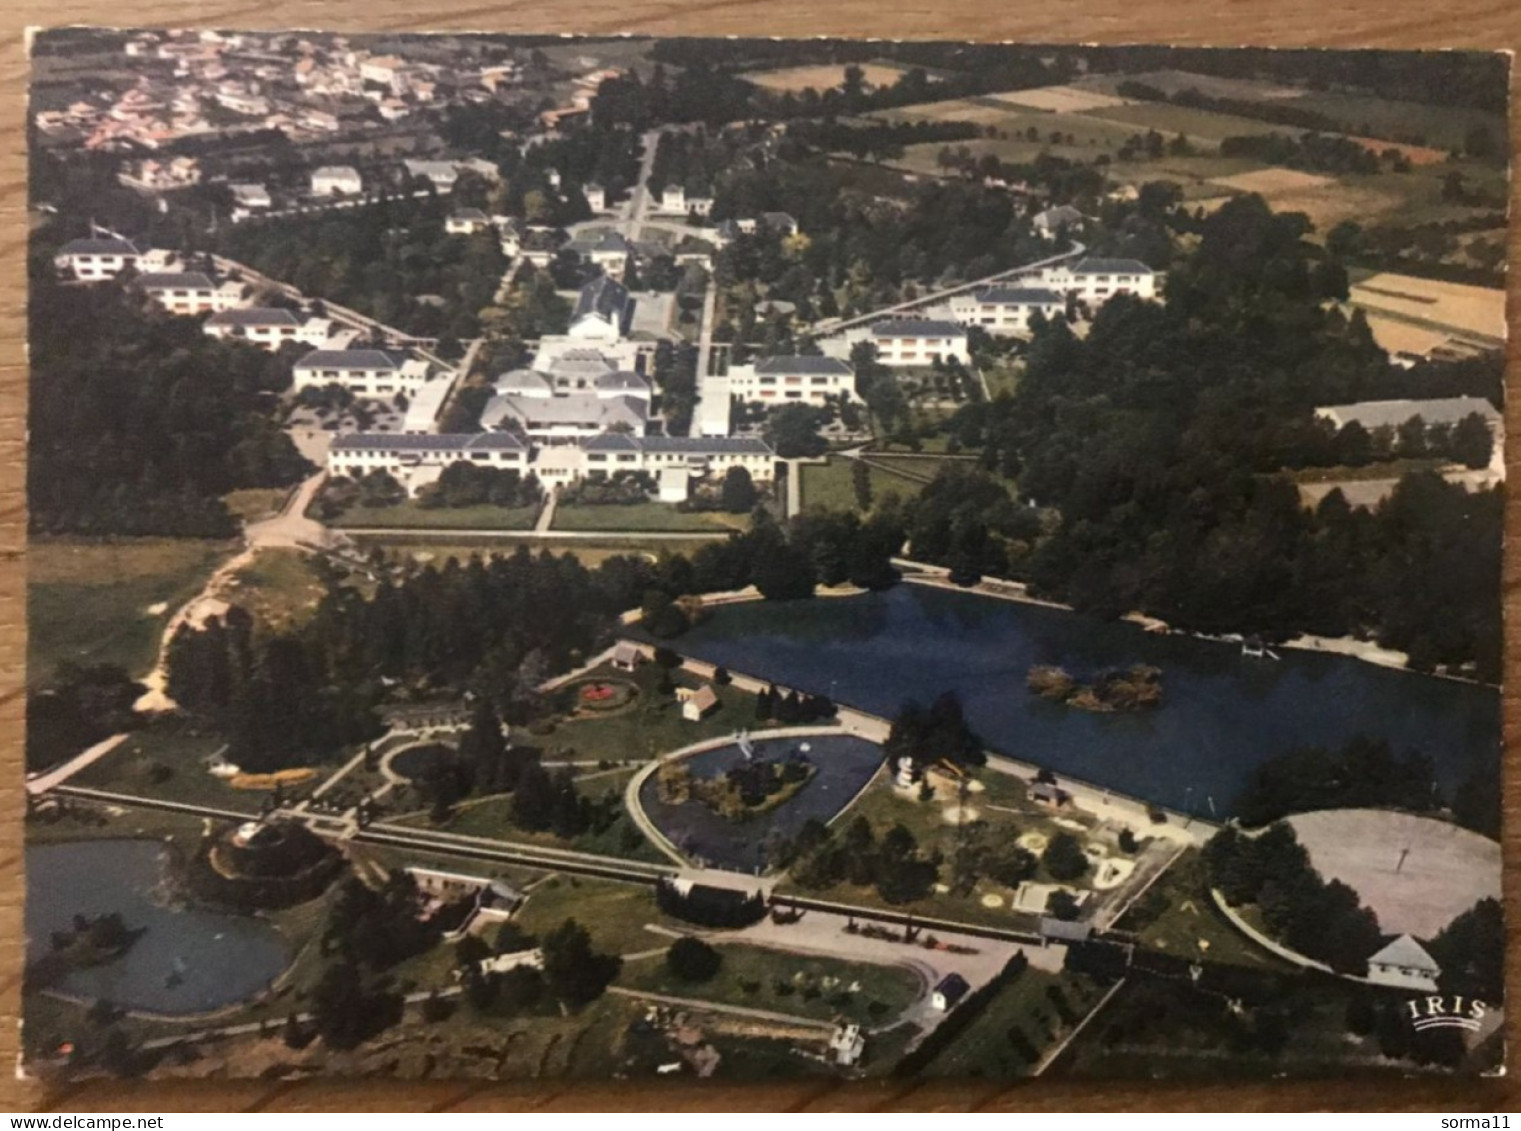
[28,537,232,685]
[1082,101,1302,142]
[330,500,542,530]
[618,942,924,1027]
[1286,90,1504,155]
[229,547,331,633]
[552,502,747,534]
[1115,849,1288,971]
[921,968,1102,1077]
[67,723,272,812]
[510,875,688,957]
[352,535,720,570]
[797,456,927,513]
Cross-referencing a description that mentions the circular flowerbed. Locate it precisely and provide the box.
[566,677,638,713]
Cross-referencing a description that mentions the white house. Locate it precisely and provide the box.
[950,285,1064,335]
[445,207,491,235]
[584,183,606,212]
[54,237,141,281]
[868,319,971,367]
[1040,257,1157,304]
[658,185,687,213]
[327,432,531,493]
[828,1023,865,1068]
[135,271,247,315]
[403,159,459,190]
[726,355,855,405]
[481,389,649,443]
[204,307,334,349]
[311,165,363,196]
[567,275,633,343]
[678,684,719,722]
[1365,934,1441,992]
[294,348,438,398]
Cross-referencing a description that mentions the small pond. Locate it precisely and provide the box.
[26,839,292,1015]
[637,733,884,872]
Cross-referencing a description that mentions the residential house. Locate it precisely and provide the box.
[54,237,141,281]
[679,684,719,722]
[568,230,634,273]
[1366,935,1442,992]
[327,432,530,493]
[828,1024,865,1068]
[204,308,333,349]
[949,285,1064,335]
[610,641,646,671]
[726,355,855,406]
[135,271,246,315]
[868,319,970,367]
[584,183,606,212]
[229,182,272,210]
[311,165,363,196]
[1040,257,1158,304]
[293,348,438,398]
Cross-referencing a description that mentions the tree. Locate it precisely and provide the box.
[1042,832,1089,882]
[1046,889,1081,920]
[666,936,723,982]
[540,918,621,1007]
[1451,412,1493,469]
[852,460,873,512]
[764,403,828,459]
[720,465,758,513]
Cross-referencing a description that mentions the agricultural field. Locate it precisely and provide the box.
[986,85,1132,113]
[1077,69,1306,103]
[1083,100,1299,142]
[1286,90,1504,155]
[1347,272,1506,342]
[742,62,906,94]
[28,536,232,684]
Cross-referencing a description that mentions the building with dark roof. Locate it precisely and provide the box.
[568,275,633,343]
[1040,257,1157,303]
[132,270,248,315]
[205,307,335,350]
[950,285,1065,336]
[295,348,440,398]
[868,319,970,367]
[727,354,856,405]
[327,431,530,494]
[931,973,971,1011]
[54,237,141,281]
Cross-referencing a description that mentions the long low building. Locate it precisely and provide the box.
[725,355,856,405]
[869,319,971,367]
[205,307,337,349]
[327,430,776,497]
[294,347,444,398]
[1039,257,1158,304]
[134,271,248,316]
[949,286,1064,336]
[1314,395,1502,433]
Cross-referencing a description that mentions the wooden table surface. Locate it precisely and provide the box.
[0,0,1518,1111]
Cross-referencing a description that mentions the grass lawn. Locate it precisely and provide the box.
[396,790,668,865]
[617,942,923,1027]
[798,456,926,514]
[1288,458,1447,484]
[982,362,1021,399]
[511,875,688,957]
[552,502,747,534]
[1116,848,1288,971]
[861,454,979,482]
[228,548,330,634]
[1080,100,1300,142]
[330,500,541,530]
[28,536,232,685]
[921,967,1102,1077]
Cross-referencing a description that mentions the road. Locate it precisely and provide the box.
[337,526,733,541]
[807,242,1086,337]
[624,127,666,246]
[534,485,560,533]
[25,734,128,796]
[605,986,835,1031]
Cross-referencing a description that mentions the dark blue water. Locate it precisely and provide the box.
[643,586,1500,819]
[26,840,292,1015]
[638,734,884,871]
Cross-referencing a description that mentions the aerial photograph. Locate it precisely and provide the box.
[22,30,1507,1086]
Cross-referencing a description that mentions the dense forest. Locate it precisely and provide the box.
[918,195,1502,681]
[28,278,311,537]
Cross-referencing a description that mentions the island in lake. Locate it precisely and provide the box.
[1027,663,1165,713]
[657,743,817,821]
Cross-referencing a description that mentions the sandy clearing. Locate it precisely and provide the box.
[1350,272,1506,339]
[989,85,1131,113]
[743,63,905,93]
[1210,167,1335,194]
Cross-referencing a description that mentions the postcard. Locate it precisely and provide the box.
[23,30,1507,1084]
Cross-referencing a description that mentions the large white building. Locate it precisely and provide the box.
[868,319,971,367]
[135,271,247,315]
[204,307,335,349]
[1039,258,1157,304]
[328,432,530,489]
[481,350,652,443]
[311,165,363,196]
[293,348,439,398]
[949,286,1064,335]
[54,237,141,281]
[325,431,774,497]
[726,355,855,405]
[403,159,460,190]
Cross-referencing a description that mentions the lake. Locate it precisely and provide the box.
[637,733,885,871]
[648,585,1501,818]
[26,840,293,1015]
